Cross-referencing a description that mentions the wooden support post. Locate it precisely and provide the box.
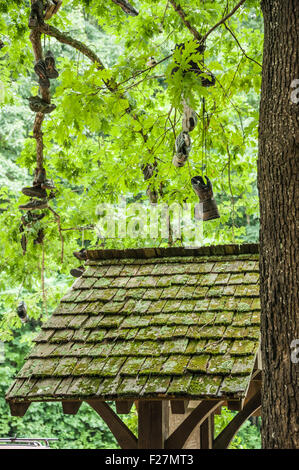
[138,400,169,449]
[166,400,223,449]
[87,400,138,449]
[213,391,261,449]
[199,413,214,449]
[9,401,30,417]
[171,400,189,414]
[62,401,82,415]
[116,400,134,414]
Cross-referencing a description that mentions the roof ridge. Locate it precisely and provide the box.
[85,243,259,260]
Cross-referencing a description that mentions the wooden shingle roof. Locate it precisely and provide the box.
[6,244,260,405]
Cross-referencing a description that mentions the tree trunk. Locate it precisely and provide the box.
[258,0,299,449]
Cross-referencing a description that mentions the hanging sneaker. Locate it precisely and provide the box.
[141,162,157,181]
[44,50,59,79]
[191,175,220,221]
[173,131,191,167]
[34,60,50,88]
[19,199,48,211]
[22,185,47,199]
[146,56,157,68]
[17,302,29,323]
[28,96,56,114]
[182,103,198,132]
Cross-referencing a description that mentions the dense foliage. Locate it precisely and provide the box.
[0,0,262,448]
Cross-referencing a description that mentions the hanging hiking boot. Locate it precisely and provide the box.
[173,131,191,168]
[22,185,47,199]
[191,175,220,221]
[182,103,198,132]
[28,96,56,114]
[34,228,45,245]
[141,162,157,181]
[53,0,63,15]
[28,0,44,28]
[44,50,59,79]
[21,212,46,227]
[146,185,158,204]
[17,301,29,323]
[34,60,50,88]
[44,0,56,20]
[33,167,46,186]
[73,248,88,261]
[19,199,48,211]
[70,265,85,278]
[171,41,215,87]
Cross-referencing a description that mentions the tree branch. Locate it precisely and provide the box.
[111,0,139,16]
[201,0,247,43]
[169,0,202,41]
[39,22,116,92]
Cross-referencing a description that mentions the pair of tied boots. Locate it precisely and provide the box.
[34,50,59,88]
[173,100,198,168]
[19,168,56,211]
[191,175,220,221]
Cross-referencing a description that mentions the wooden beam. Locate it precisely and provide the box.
[254,344,262,370]
[170,400,189,414]
[138,400,169,449]
[9,402,31,417]
[214,405,223,415]
[116,400,134,414]
[87,400,138,449]
[200,413,214,449]
[227,400,243,411]
[244,374,262,416]
[165,400,224,449]
[62,401,82,415]
[213,391,261,449]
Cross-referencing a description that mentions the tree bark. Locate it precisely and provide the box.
[258,0,299,449]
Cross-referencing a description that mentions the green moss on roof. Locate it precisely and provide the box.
[6,247,260,403]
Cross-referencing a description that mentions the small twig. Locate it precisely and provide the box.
[224,22,262,67]
[161,1,170,27]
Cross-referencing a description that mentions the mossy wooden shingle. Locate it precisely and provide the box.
[6,244,261,403]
